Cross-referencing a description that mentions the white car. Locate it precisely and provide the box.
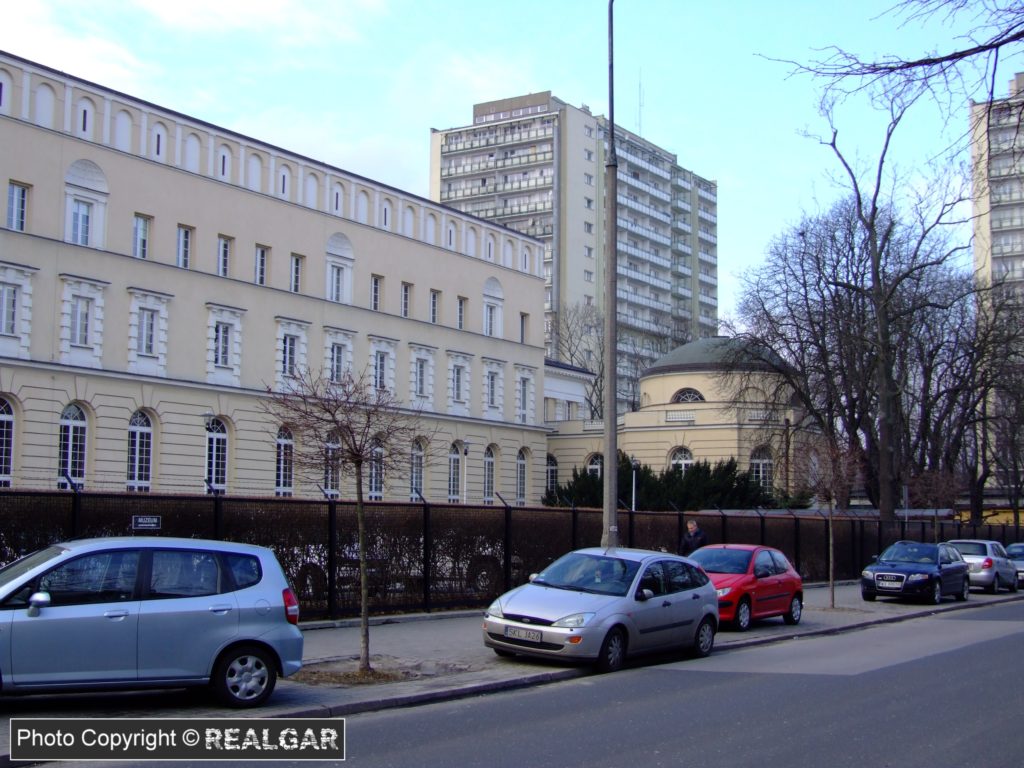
[483,547,718,672]
[946,539,1019,594]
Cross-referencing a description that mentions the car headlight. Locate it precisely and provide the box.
[485,599,504,619]
[861,570,874,579]
[552,612,594,628]
[716,587,732,598]
[906,573,929,583]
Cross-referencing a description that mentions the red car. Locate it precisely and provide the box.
[688,545,803,631]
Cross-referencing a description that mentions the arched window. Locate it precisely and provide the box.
[332,182,344,215]
[356,191,370,223]
[368,441,384,501]
[246,153,263,192]
[546,454,558,494]
[33,82,55,128]
[126,410,153,492]
[151,122,168,162]
[670,447,694,474]
[381,199,392,230]
[0,397,14,487]
[516,449,528,506]
[205,417,228,494]
[483,277,504,338]
[448,442,462,503]
[218,145,232,180]
[278,165,291,198]
[750,446,773,489]
[114,110,132,151]
[587,454,603,479]
[483,446,496,505]
[276,427,294,497]
[184,133,201,172]
[58,403,87,489]
[672,388,706,403]
[76,97,95,140]
[409,439,425,501]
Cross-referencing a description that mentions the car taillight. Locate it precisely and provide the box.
[283,588,300,625]
[981,558,994,570]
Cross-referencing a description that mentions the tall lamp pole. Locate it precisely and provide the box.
[602,0,620,549]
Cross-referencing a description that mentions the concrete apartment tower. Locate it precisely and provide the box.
[430,92,719,414]
[972,73,1024,287]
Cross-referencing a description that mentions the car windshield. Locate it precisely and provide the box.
[879,542,937,564]
[689,548,752,575]
[0,546,66,588]
[950,542,987,557]
[533,552,641,597]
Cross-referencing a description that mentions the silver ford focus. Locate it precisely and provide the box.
[483,547,718,672]
[0,537,303,707]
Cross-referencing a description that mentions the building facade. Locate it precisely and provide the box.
[0,51,551,504]
[430,92,719,414]
[972,73,1024,288]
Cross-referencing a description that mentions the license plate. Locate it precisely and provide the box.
[505,625,542,643]
[877,578,901,589]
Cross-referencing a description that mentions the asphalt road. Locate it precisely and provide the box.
[38,600,1024,768]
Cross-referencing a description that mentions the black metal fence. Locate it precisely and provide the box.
[0,490,1018,618]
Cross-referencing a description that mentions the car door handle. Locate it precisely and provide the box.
[662,600,672,607]
[692,593,700,600]
[208,604,233,614]
[103,609,129,620]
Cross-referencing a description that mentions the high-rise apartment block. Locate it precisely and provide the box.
[430,92,719,413]
[972,73,1024,288]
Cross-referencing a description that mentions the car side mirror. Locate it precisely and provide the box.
[27,591,50,617]
[754,566,771,579]
[636,588,654,602]
[528,573,539,582]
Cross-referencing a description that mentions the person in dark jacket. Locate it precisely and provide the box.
[680,519,708,556]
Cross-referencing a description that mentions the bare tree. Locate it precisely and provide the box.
[261,367,429,674]
[555,302,604,417]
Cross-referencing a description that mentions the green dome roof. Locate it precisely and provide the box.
[643,336,783,377]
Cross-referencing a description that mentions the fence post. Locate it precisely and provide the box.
[496,493,513,591]
[719,508,728,544]
[794,515,802,577]
[571,502,578,550]
[327,497,337,618]
[417,491,431,613]
[758,509,766,545]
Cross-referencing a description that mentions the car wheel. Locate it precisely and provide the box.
[862,591,876,602]
[783,595,802,625]
[733,598,752,632]
[691,617,716,658]
[1011,576,1019,594]
[956,577,969,602]
[929,580,942,605]
[212,645,277,708]
[493,648,515,658]
[987,576,1000,595]
[596,627,627,673]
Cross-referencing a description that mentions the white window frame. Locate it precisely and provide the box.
[126,410,152,492]
[324,329,353,383]
[430,290,440,324]
[370,338,396,392]
[7,182,27,231]
[59,275,107,368]
[290,254,303,293]
[516,449,527,506]
[457,297,466,330]
[401,283,411,318]
[58,403,87,490]
[71,199,92,245]
[133,215,150,259]
[275,427,294,497]
[448,444,462,503]
[205,417,228,494]
[371,275,382,311]
[206,304,244,386]
[483,446,495,505]
[409,345,434,405]
[0,262,34,360]
[275,318,309,390]
[409,440,425,502]
[327,257,353,304]
[0,397,13,487]
[254,245,268,286]
[217,235,231,277]
[127,290,170,376]
[447,353,472,416]
[176,225,192,269]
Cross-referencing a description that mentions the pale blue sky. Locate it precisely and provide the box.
[4,0,1019,319]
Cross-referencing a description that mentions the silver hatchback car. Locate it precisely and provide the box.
[483,548,719,672]
[0,537,303,707]
[946,539,1020,594]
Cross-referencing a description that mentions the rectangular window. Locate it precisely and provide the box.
[176,225,192,269]
[0,283,16,336]
[584,245,594,259]
[217,236,231,277]
[290,254,303,293]
[487,371,498,407]
[70,296,91,346]
[518,377,529,424]
[330,342,346,382]
[328,263,345,303]
[457,297,466,330]
[584,149,594,161]
[401,283,411,318]
[214,322,231,367]
[282,334,298,376]
[415,358,427,397]
[584,197,594,210]
[71,200,91,245]
[584,270,594,283]
[254,246,267,286]
[137,308,157,356]
[7,183,27,231]
[584,221,593,234]
[371,275,382,311]
[430,290,440,324]
[584,173,594,186]
[374,350,388,390]
[133,215,150,259]
[520,313,528,344]
[453,365,465,402]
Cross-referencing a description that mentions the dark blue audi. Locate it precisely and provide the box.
[861,540,970,604]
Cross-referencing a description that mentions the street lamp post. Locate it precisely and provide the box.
[602,0,619,549]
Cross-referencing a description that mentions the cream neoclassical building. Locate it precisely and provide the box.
[0,51,553,503]
[547,337,813,497]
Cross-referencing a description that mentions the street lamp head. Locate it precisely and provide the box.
[202,409,216,430]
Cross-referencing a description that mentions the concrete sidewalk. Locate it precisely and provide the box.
[2,582,1021,763]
